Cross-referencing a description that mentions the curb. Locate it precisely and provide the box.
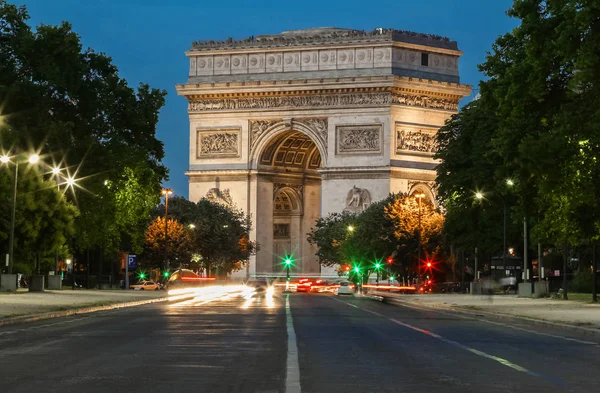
[0,295,191,327]
[371,292,600,339]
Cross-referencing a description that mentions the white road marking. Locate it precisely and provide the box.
[390,299,600,346]
[333,297,578,391]
[285,295,301,393]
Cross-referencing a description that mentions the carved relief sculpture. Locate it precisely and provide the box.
[189,92,458,113]
[205,188,233,206]
[250,120,280,150]
[197,130,240,157]
[337,125,381,154]
[396,128,437,153]
[189,93,391,112]
[343,186,372,213]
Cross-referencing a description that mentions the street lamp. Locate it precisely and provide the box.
[188,224,196,229]
[347,225,354,232]
[503,180,514,278]
[415,193,426,282]
[161,188,173,270]
[1,152,41,274]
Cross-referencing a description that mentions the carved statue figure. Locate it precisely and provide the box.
[344,186,372,213]
[205,188,233,206]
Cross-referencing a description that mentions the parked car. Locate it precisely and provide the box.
[130,281,160,291]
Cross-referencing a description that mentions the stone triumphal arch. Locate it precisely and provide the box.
[176,27,471,278]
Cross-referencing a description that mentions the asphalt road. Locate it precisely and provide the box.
[1,289,599,393]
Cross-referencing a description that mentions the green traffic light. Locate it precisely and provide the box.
[138,272,146,280]
[284,258,292,266]
[353,266,360,273]
[375,263,382,270]
[163,271,170,278]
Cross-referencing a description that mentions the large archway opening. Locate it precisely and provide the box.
[255,130,322,276]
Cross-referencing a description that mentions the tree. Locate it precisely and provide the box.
[307,211,356,268]
[0,1,167,274]
[188,199,256,276]
[143,217,192,270]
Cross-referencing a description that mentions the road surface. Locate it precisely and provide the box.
[1,288,598,393]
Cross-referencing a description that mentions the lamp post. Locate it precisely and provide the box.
[161,188,173,270]
[1,153,40,274]
[415,193,425,282]
[284,256,292,292]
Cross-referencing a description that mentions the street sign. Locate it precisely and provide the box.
[127,255,137,269]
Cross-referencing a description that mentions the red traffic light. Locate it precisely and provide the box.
[387,257,393,264]
[426,262,432,268]
[344,265,351,271]
[427,280,432,285]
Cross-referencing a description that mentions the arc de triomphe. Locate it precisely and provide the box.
[176,27,471,278]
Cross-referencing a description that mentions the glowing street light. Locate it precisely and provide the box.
[1,152,42,273]
[347,225,354,232]
[66,177,76,187]
[189,224,196,229]
[475,192,484,200]
[506,179,514,186]
[51,167,61,175]
[161,188,174,270]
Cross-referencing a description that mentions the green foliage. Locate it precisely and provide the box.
[0,1,167,266]
[308,193,444,280]
[570,269,599,294]
[189,199,256,276]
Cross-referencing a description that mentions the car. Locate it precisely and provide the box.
[245,279,269,293]
[296,278,312,293]
[335,281,354,295]
[130,281,160,291]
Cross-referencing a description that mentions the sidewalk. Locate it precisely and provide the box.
[373,293,600,330]
[0,289,164,319]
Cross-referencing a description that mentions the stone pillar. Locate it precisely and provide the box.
[47,275,62,290]
[0,274,17,292]
[29,275,45,292]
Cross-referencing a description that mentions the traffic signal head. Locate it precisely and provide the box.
[138,272,146,280]
[344,265,350,271]
[353,266,360,273]
[426,262,432,268]
[387,257,393,264]
[375,262,382,270]
[163,271,170,278]
[426,275,430,279]
[284,257,292,266]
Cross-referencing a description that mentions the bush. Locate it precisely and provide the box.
[12,262,33,275]
[570,269,599,293]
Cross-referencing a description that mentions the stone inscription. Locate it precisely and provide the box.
[337,125,381,153]
[396,128,437,154]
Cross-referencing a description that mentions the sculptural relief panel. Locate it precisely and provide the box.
[301,51,319,71]
[318,49,337,70]
[196,56,213,75]
[248,53,266,73]
[265,53,283,73]
[214,55,231,75]
[231,54,248,74]
[336,49,355,69]
[189,57,197,76]
[283,52,301,72]
[196,128,241,159]
[373,47,391,68]
[355,48,373,68]
[395,125,438,154]
[336,124,383,155]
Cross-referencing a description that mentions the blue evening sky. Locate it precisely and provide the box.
[16,0,517,199]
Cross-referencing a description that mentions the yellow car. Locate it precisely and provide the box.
[130,281,160,291]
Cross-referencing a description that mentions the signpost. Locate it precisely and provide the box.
[125,254,137,289]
